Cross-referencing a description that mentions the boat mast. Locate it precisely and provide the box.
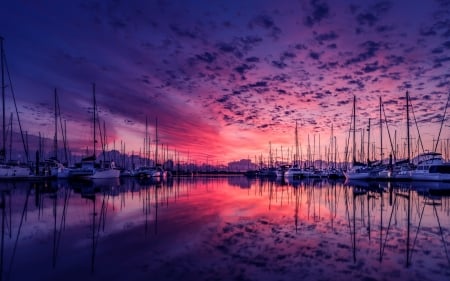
[55,88,69,164]
[7,113,12,161]
[334,136,337,169]
[145,116,148,166]
[92,83,96,159]
[329,124,333,169]
[379,97,383,164]
[54,88,58,159]
[352,95,356,164]
[155,117,158,166]
[63,120,68,163]
[0,37,5,162]
[269,141,272,168]
[406,91,410,163]
[367,119,370,165]
[433,90,450,153]
[295,120,299,166]
[307,134,311,167]
[103,121,106,162]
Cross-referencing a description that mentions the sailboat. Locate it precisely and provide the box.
[284,120,305,179]
[409,91,450,181]
[150,118,166,178]
[0,37,32,179]
[69,84,120,180]
[375,92,416,180]
[134,117,158,179]
[134,117,166,179]
[48,89,70,178]
[344,96,371,180]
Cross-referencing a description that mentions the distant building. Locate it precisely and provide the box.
[227,159,258,172]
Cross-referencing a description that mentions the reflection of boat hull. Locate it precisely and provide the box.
[72,178,120,196]
[411,181,450,196]
[345,179,387,193]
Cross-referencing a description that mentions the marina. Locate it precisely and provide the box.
[0,176,449,280]
[1,1,450,280]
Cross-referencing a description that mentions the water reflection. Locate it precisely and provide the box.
[0,177,448,280]
[345,180,450,268]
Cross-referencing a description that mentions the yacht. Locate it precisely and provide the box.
[134,165,166,179]
[0,161,33,179]
[284,166,304,179]
[70,156,120,180]
[344,161,371,180]
[410,152,450,181]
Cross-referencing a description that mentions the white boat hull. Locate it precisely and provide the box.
[51,166,71,178]
[0,165,32,179]
[90,168,120,179]
[410,173,450,181]
[344,171,371,180]
[284,168,304,179]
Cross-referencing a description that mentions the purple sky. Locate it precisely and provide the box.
[1,0,449,164]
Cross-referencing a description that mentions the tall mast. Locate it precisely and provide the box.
[269,141,272,168]
[1,37,5,162]
[63,120,68,163]
[433,91,450,152]
[8,113,12,161]
[145,116,148,166]
[92,83,96,158]
[352,95,356,164]
[54,88,58,159]
[330,124,334,168]
[103,121,106,162]
[155,117,158,166]
[367,118,371,166]
[406,91,410,162]
[334,136,337,169]
[295,120,299,166]
[379,96,383,164]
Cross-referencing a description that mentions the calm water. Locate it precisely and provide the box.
[0,176,449,281]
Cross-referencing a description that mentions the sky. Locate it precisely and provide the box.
[0,0,449,165]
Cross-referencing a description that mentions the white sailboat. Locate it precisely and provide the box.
[0,162,32,179]
[344,96,371,180]
[152,117,167,178]
[0,37,32,179]
[47,88,71,178]
[134,117,166,179]
[69,84,119,180]
[376,92,415,181]
[284,121,305,179]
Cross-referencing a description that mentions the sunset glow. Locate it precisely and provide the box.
[1,0,449,164]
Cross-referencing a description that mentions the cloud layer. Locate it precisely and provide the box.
[0,0,449,163]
